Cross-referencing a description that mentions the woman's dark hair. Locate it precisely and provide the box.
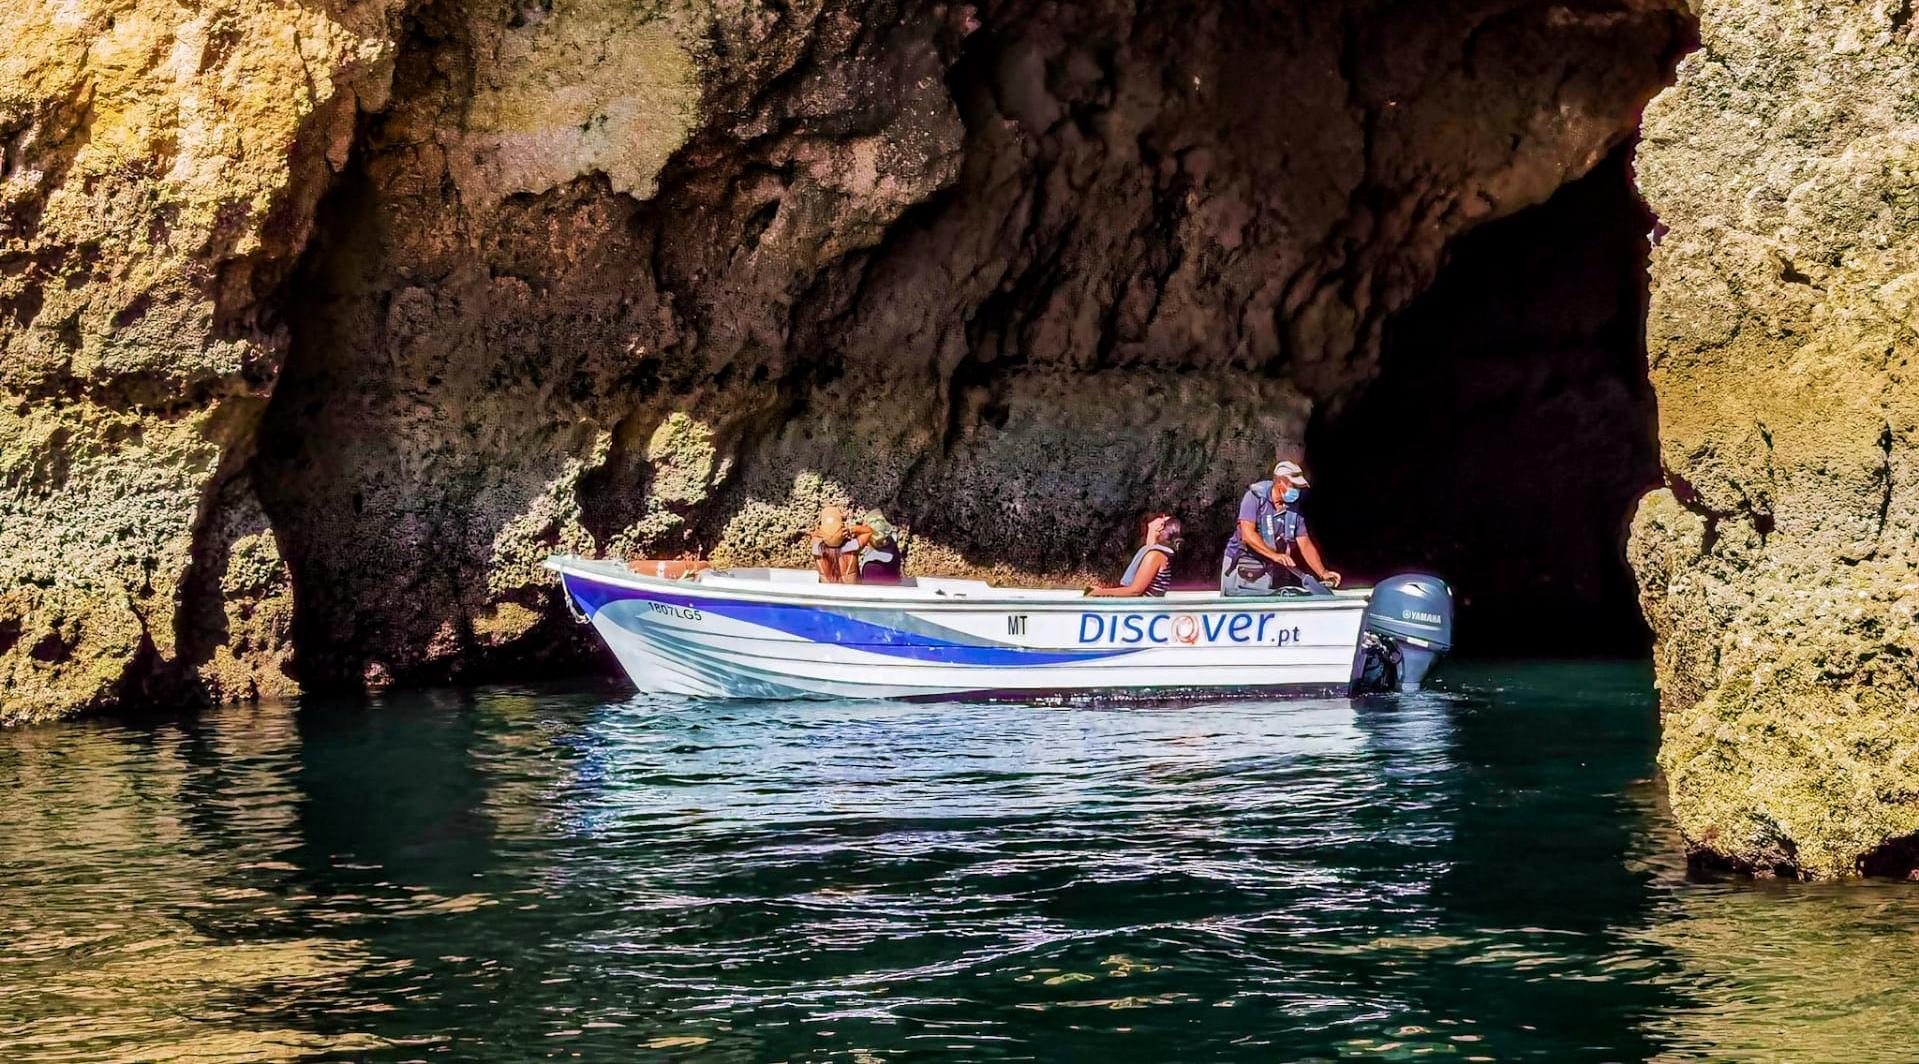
[1139,511,1172,543]
[1159,517,1184,550]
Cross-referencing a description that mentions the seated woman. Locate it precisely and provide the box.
[852,510,906,584]
[1087,515,1182,597]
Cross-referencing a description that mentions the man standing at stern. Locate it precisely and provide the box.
[1220,460,1341,596]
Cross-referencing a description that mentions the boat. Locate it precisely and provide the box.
[545,555,1453,702]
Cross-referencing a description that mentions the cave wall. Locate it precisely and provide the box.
[1630,0,1919,877]
[0,0,1692,719]
[9,0,1915,885]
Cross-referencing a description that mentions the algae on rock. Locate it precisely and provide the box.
[0,0,408,722]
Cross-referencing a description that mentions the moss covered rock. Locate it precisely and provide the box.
[0,0,407,722]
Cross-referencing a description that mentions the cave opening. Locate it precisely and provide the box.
[1305,142,1661,657]
[234,0,1694,696]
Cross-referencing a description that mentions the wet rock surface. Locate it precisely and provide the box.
[1631,0,1919,877]
[1,0,1691,717]
[0,0,407,721]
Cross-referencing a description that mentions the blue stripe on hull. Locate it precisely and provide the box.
[897,684,1354,705]
[604,605,1355,703]
[568,574,1131,667]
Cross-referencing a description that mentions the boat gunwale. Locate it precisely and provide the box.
[545,555,1373,613]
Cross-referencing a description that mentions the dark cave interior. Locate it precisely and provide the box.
[1306,143,1661,656]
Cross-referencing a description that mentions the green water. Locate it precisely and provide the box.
[2,661,1915,1061]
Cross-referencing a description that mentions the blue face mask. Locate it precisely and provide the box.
[1281,486,1301,504]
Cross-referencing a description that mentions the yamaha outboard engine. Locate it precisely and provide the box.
[1357,574,1454,692]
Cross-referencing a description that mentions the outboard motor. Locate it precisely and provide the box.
[1357,574,1454,692]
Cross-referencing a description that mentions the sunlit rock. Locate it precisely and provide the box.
[1631,0,1919,877]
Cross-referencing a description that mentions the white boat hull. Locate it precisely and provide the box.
[546,557,1404,701]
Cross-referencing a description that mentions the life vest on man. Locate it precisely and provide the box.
[1222,480,1309,588]
[1264,507,1304,555]
[1225,481,1302,560]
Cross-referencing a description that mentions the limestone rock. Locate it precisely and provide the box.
[447,0,699,203]
[0,0,407,722]
[1632,0,1919,876]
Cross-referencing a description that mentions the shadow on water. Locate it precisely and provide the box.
[2,663,1919,1060]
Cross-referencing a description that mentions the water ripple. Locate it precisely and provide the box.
[3,663,1918,1060]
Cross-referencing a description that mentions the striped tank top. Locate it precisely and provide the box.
[1120,543,1175,597]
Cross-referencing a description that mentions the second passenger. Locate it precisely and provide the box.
[1087,515,1182,597]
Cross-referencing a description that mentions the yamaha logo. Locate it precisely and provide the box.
[1401,608,1443,625]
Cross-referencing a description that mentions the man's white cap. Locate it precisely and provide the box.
[1273,460,1309,486]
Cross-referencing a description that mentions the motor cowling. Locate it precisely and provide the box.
[1359,574,1454,691]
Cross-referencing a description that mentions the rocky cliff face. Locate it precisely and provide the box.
[1,0,408,718]
[1,0,1691,719]
[9,0,1913,885]
[1631,0,1919,878]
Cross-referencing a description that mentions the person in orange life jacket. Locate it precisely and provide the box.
[811,506,899,584]
[1219,461,1340,596]
[1087,515,1182,597]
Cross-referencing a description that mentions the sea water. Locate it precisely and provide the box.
[1,661,1915,1061]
